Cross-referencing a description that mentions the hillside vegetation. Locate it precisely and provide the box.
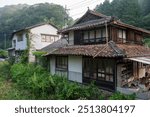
[0,3,73,49]
[95,0,150,30]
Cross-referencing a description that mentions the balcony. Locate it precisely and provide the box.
[81,37,107,45]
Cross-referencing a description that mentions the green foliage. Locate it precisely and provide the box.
[53,77,105,100]
[109,92,136,100]
[0,81,32,100]
[19,49,29,63]
[0,62,135,100]
[0,61,11,80]
[0,50,8,58]
[33,51,48,68]
[10,63,55,99]
[53,76,84,99]
[95,0,150,29]
[32,51,47,58]
[0,3,74,49]
[143,38,150,47]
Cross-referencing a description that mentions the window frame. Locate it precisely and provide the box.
[118,29,126,43]
[83,57,114,82]
[41,34,59,43]
[17,34,23,42]
[55,56,68,71]
[82,28,107,44]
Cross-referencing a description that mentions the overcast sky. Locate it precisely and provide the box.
[0,0,106,19]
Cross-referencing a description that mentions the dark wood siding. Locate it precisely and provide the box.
[74,30,82,45]
[110,26,144,44]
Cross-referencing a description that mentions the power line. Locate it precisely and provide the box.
[69,0,100,17]
[68,0,89,8]
[69,0,100,10]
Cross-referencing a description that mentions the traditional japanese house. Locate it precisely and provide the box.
[45,10,150,92]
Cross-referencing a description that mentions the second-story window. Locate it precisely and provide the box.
[118,29,126,43]
[83,28,106,44]
[41,34,59,43]
[17,34,23,42]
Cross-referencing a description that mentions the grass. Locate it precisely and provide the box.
[0,61,135,100]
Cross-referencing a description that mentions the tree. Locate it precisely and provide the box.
[0,3,74,49]
[95,0,142,27]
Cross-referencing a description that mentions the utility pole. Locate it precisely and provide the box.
[64,5,70,28]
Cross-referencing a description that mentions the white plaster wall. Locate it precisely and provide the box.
[30,24,59,50]
[68,31,74,45]
[50,56,56,75]
[68,56,82,83]
[13,33,27,50]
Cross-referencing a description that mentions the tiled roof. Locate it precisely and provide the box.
[59,17,112,33]
[114,21,150,34]
[41,39,68,53]
[59,10,150,35]
[12,22,59,35]
[45,41,150,58]
[45,41,124,58]
[117,44,150,58]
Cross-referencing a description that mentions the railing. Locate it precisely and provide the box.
[81,37,107,44]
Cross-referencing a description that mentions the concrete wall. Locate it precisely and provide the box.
[13,33,27,50]
[49,55,83,83]
[30,24,59,50]
[68,56,82,83]
[50,56,56,75]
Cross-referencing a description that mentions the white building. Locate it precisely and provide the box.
[8,23,60,62]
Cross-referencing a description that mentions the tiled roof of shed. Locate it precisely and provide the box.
[117,44,150,58]
[41,39,68,53]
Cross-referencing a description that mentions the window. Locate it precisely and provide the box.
[83,58,114,82]
[118,29,126,43]
[56,56,68,70]
[96,30,101,38]
[90,31,95,39]
[17,34,23,42]
[83,28,106,44]
[135,33,142,42]
[97,59,113,82]
[41,34,59,42]
[56,56,68,77]
[83,31,88,40]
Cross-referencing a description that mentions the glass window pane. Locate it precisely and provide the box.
[102,28,106,37]
[118,30,122,38]
[90,31,95,39]
[96,30,101,38]
[84,31,88,39]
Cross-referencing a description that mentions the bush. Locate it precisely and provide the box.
[10,63,110,100]
[143,38,150,47]
[0,50,8,58]
[52,75,82,99]
[53,76,105,100]
[0,61,11,80]
[10,63,55,99]
[109,92,135,100]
